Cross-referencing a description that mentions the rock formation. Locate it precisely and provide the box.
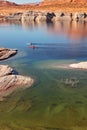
[0,0,18,6]
[5,11,87,22]
[43,0,87,3]
[0,48,17,60]
[69,62,87,69]
[0,48,34,101]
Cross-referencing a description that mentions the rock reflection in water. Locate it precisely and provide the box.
[0,20,87,42]
[46,21,87,42]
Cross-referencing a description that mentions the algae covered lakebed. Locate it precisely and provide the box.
[0,58,87,130]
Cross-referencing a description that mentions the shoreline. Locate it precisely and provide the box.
[0,48,34,101]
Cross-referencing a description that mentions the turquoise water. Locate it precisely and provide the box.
[0,21,87,130]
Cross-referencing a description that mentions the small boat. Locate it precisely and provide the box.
[28,45,37,49]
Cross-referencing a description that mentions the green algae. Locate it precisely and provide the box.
[0,58,87,130]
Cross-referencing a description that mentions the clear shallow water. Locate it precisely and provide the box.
[0,21,87,130]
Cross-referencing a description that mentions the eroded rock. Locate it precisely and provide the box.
[0,48,34,101]
[5,11,87,22]
[0,48,17,60]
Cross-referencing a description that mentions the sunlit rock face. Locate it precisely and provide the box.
[43,0,87,2]
[0,0,18,6]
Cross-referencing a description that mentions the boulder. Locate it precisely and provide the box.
[0,48,17,60]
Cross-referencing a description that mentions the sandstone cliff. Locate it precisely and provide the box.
[0,0,87,16]
[0,0,18,6]
[43,0,87,3]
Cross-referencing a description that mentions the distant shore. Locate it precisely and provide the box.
[0,48,34,101]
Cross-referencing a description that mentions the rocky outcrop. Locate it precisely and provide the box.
[0,48,17,60]
[5,12,23,21]
[21,11,55,22]
[0,48,34,101]
[72,12,87,20]
[5,11,87,22]
[0,65,34,101]
[52,12,72,21]
[69,62,87,69]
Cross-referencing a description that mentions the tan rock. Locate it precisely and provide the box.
[0,48,17,60]
[0,48,34,101]
[0,65,34,101]
[69,62,87,69]
[0,65,13,77]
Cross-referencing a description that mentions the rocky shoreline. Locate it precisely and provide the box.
[0,48,34,101]
[4,11,87,22]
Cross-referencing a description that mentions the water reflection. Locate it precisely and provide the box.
[45,21,87,42]
[0,20,87,60]
[22,20,87,42]
[0,20,87,43]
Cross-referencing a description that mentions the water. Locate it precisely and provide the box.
[0,21,87,130]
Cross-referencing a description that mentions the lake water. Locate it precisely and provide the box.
[0,21,87,130]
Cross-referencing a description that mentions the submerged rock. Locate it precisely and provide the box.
[0,65,34,101]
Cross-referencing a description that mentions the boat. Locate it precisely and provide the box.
[28,45,38,49]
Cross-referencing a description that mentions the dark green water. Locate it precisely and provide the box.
[0,21,87,130]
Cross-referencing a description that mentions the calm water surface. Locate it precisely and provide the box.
[0,21,87,130]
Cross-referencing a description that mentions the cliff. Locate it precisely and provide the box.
[43,0,87,3]
[0,0,87,16]
[0,0,18,6]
